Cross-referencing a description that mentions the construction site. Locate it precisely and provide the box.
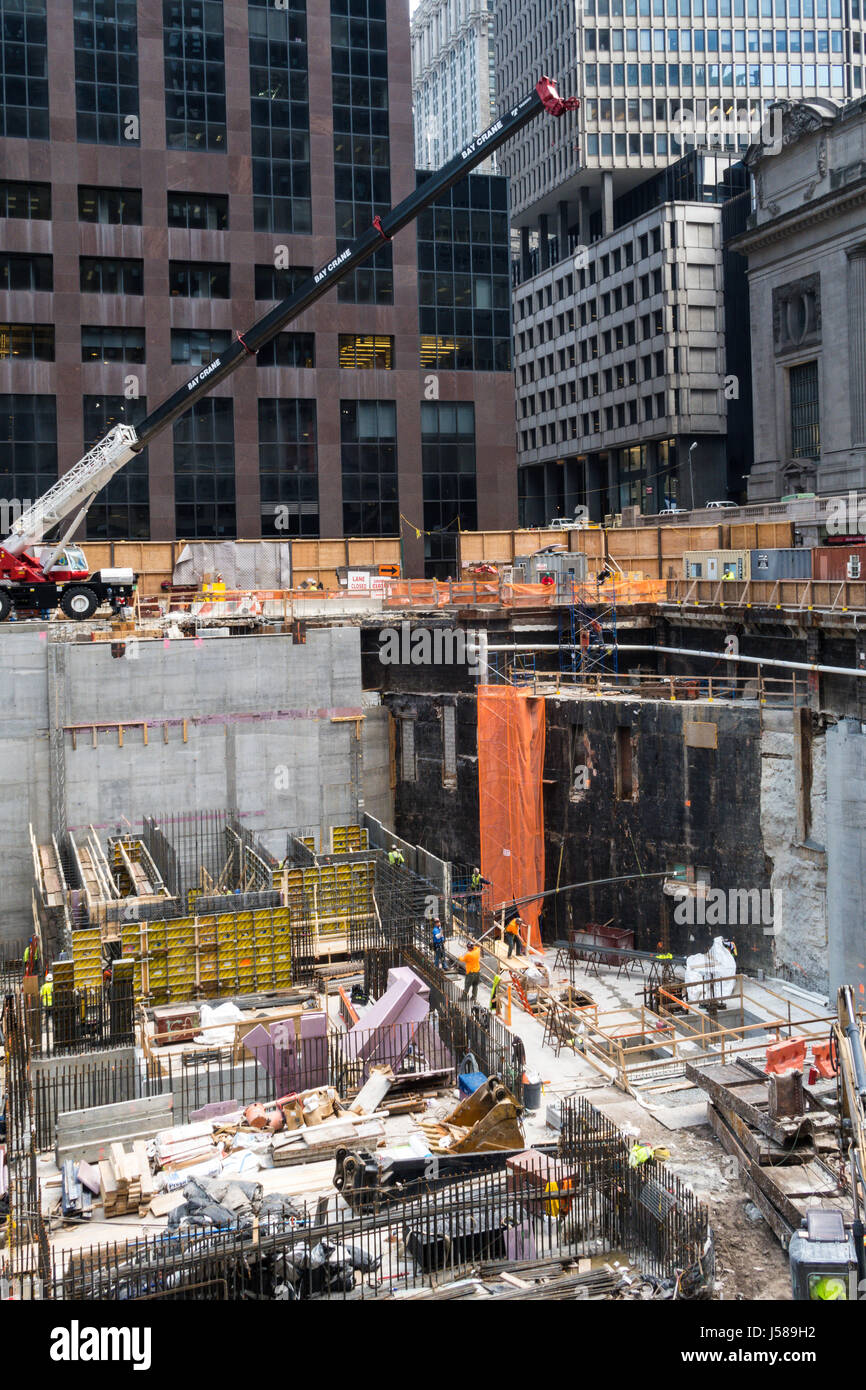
[1,517,865,1317]
[0,34,861,1336]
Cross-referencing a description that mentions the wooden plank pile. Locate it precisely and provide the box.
[98,1141,155,1218]
[686,1059,850,1248]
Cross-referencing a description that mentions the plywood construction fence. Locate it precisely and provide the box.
[459,524,795,581]
[82,538,402,597]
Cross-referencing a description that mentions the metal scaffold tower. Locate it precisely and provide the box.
[558,576,619,680]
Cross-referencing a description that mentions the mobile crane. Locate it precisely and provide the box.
[0,77,578,623]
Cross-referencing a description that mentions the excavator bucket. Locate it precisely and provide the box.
[444,1076,525,1153]
[448,1099,525,1154]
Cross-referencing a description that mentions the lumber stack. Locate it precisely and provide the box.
[686,1059,851,1248]
[98,1142,154,1218]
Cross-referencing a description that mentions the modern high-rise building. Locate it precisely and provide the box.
[0,0,516,577]
[411,0,498,172]
[494,0,860,515]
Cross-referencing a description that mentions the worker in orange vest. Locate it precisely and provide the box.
[505,914,525,959]
[461,939,482,1003]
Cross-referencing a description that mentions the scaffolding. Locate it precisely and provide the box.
[558,574,619,680]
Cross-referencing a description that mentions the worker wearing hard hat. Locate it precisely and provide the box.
[40,972,53,1008]
[388,845,405,867]
[461,939,482,1004]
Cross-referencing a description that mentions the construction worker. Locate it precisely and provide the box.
[388,844,405,867]
[22,936,39,976]
[505,911,526,958]
[461,938,482,1004]
[40,972,53,1008]
[431,917,447,971]
[489,972,502,1014]
[810,1274,847,1300]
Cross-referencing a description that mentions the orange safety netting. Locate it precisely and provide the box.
[477,685,546,951]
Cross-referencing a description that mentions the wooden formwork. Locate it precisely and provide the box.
[545,974,833,1094]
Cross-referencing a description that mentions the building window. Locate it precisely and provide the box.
[0,0,48,140]
[163,0,226,151]
[340,399,398,536]
[167,192,228,230]
[331,0,392,304]
[421,401,476,579]
[400,718,417,781]
[168,261,230,298]
[81,326,145,364]
[250,0,310,233]
[83,395,149,540]
[80,257,143,295]
[258,398,318,537]
[338,335,394,369]
[74,1,140,145]
[174,398,235,539]
[0,395,56,506]
[417,173,511,372]
[0,253,52,292]
[256,333,315,368]
[616,725,634,799]
[790,360,820,459]
[254,264,312,300]
[0,324,54,360]
[78,186,142,225]
[0,180,50,219]
[170,329,231,365]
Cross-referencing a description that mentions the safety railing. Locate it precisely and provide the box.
[665,576,866,612]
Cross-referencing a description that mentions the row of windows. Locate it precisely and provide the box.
[584,0,845,16]
[332,0,392,306]
[0,379,478,547]
[583,60,847,84]
[250,0,311,236]
[586,25,848,50]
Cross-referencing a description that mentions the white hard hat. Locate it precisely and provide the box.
[46,972,53,981]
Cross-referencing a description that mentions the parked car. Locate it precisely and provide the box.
[705,500,737,509]
[659,505,688,516]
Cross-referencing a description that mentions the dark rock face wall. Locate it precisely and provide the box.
[385,691,481,868]
[381,678,773,969]
[542,697,773,968]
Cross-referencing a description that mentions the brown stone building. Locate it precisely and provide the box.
[0,0,516,577]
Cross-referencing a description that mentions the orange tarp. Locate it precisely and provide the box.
[477,686,546,951]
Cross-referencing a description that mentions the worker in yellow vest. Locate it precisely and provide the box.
[40,972,53,1008]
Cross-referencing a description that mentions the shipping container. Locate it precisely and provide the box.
[749,547,812,580]
[811,545,866,581]
[682,549,750,581]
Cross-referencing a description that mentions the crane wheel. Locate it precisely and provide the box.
[0,590,10,621]
[60,585,99,620]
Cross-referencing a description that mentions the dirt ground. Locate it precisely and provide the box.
[559,1080,793,1301]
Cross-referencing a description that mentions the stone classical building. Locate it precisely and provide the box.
[733,96,866,500]
[411,0,497,172]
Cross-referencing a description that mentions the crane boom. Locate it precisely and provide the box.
[1,77,577,579]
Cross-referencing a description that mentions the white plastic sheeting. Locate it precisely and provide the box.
[684,936,737,1004]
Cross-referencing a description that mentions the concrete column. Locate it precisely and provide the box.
[827,720,866,996]
[602,171,614,236]
[558,200,570,260]
[578,186,591,247]
[847,244,866,446]
[520,225,532,281]
[539,213,550,270]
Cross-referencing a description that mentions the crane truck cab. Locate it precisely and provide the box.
[35,545,89,581]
